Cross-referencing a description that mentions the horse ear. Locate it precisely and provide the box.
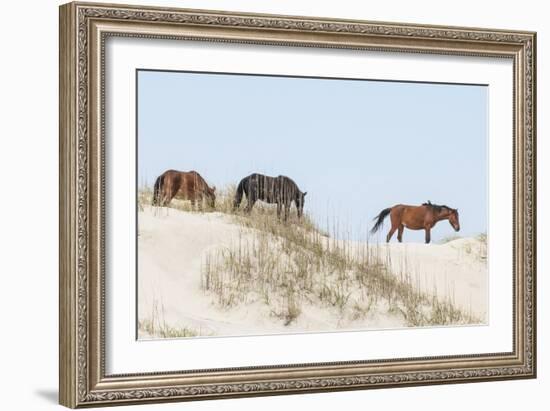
[303,192,307,196]
[212,186,216,192]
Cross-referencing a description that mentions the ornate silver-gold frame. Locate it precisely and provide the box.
[59,2,536,408]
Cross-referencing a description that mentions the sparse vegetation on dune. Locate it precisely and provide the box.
[138,318,203,338]
[138,298,211,339]
[138,185,482,333]
[477,232,488,260]
[138,185,153,212]
[439,232,487,262]
[439,234,462,244]
[196,187,479,328]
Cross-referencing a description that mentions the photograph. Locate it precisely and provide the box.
[136,69,489,339]
[57,2,536,407]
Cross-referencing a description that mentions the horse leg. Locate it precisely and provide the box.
[162,189,174,206]
[397,224,404,242]
[246,198,256,213]
[386,225,397,243]
[385,209,401,243]
[276,201,282,219]
[159,190,167,206]
[199,194,206,211]
[159,186,168,206]
[424,226,431,244]
[284,202,290,222]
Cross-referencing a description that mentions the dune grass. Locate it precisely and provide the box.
[137,298,210,339]
[139,185,481,330]
[477,232,488,260]
[438,234,462,244]
[198,187,480,328]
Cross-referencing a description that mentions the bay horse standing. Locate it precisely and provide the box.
[152,170,216,209]
[370,201,460,244]
[233,173,307,221]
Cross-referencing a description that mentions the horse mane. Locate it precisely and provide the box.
[422,200,454,213]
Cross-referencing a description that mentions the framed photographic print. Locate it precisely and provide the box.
[59,1,537,408]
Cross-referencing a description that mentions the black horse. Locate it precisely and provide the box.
[233,173,307,220]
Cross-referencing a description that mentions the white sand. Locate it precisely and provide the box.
[377,238,487,317]
[138,207,487,339]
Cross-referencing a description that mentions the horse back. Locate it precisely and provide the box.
[244,173,277,201]
[159,169,182,195]
[160,170,212,199]
[182,171,214,195]
[240,173,301,204]
[395,204,431,228]
[277,175,299,199]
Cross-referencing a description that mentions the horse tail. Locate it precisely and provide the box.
[370,207,392,234]
[152,174,163,206]
[233,178,245,209]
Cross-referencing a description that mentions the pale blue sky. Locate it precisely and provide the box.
[137,70,487,242]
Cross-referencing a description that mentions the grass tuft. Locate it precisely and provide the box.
[138,298,210,339]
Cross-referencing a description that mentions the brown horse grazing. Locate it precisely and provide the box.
[370,201,460,244]
[152,170,216,209]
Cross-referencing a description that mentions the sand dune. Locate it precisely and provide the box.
[377,238,487,318]
[137,207,487,339]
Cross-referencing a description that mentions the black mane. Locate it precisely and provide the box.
[422,200,454,213]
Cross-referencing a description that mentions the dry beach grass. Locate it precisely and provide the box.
[137,185,486,338]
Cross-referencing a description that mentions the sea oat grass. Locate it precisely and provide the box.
[139,185,481,329]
